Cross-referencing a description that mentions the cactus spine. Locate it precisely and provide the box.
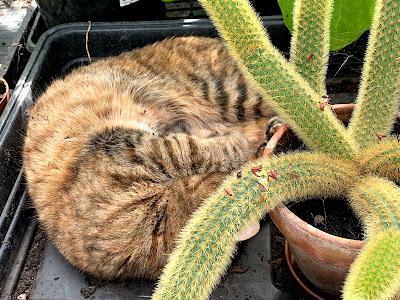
[199,0,356,158]
[349,176,400,236]
[342,228,400,300]
[357,139,400,183]
[348,0,400,149]
[152,153,358,300]
[290,0,333,95]
[152,0,400,299]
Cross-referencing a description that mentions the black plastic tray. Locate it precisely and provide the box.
[0,17,366,299]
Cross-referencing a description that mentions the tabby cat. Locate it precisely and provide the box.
[23,37,281,280]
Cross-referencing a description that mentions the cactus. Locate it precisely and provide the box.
[290,0,333,95]
[152,0,400,299]
[357,139,400,183]
[199,0,356,158]
[342,228,400,300]
[348,0,400,149]
[349,176,400,236]
[347,178,400,299]
[152,153,358,299]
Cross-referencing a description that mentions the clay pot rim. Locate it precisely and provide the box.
[284,239,326,300]
[271,203,364,249]
[267,103,364,250]
[0,77,10,106]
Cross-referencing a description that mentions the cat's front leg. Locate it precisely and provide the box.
[136,131,250,180]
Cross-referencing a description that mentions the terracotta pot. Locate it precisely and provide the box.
[263,103,363,296]
[0,77,10,115]
[269,204,364,296]
[264,104,400,297]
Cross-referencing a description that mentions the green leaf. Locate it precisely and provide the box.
[278,0,376,51]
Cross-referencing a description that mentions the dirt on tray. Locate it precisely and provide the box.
[269,222,314,299]
[13,228,47,300]
[269,221,341,300]
[0,0,32,10]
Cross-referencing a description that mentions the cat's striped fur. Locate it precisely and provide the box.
[23,37,280,280]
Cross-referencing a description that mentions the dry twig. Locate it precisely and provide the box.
[85,21,92,63]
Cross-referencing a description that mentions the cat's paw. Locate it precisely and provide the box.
[265,116,285,140]
[256,142,267,159]
[255,117,286,158]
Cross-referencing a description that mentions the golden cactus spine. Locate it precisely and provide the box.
[290,0,333,95]
[348,0,400,149]
[152,153,358,300]
[343,228,400,300]
[198,0,357,158]
[357,139,400,183]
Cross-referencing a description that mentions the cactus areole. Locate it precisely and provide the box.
[152,0,400,299]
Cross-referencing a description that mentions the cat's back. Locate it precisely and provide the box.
[26,36,232,138]
[65,36,230,94]
[24,36,244,172]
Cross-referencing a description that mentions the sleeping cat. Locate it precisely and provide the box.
[23,36,281,280]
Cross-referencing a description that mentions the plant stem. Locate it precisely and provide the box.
[290,0,333,96]
[152,153,357,300]
[198,0,357,158]
[348,0,400,149]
